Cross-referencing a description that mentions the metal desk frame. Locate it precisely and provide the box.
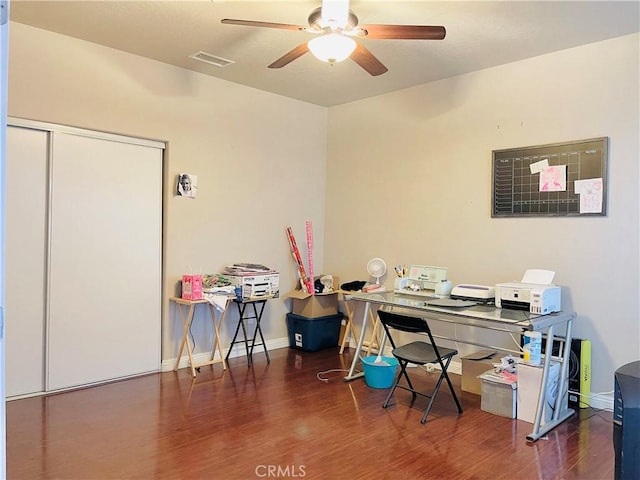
[345,291,576,442]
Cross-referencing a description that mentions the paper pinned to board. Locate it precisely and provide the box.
[574,178,603,213]
[521,269,555,285]
[529,159,549,174]
[540,165,567,192]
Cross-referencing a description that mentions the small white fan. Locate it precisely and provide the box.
[366,257,387,285]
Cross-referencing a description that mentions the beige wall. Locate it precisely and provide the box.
[8,22,328,362]
[8,21,639,399]
[325,33,640,396]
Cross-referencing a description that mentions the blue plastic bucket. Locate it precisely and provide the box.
[362,356,399,389]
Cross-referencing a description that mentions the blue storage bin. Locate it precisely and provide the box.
[286,312,343,352]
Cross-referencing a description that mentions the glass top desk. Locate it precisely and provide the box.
[346,291,577,442]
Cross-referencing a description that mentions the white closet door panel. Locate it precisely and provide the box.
[5,126,48,396]
[47,132,161,390]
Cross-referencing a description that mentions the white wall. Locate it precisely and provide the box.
[7,22,328,362]
[325,33,640,396]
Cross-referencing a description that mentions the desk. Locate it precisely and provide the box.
[347,291,576,442]
[225,298,270,367]
[171,297,229,377]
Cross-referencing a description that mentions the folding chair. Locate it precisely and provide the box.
[378,310,463,424]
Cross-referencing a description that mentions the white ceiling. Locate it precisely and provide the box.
[8,1,640,107]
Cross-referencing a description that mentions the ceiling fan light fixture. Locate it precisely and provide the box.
[308,33,356,64]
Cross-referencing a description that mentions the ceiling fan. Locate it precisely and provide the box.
[221,0,446,76]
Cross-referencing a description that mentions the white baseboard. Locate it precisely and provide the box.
[449,360,462,375]
[162,336,290,372]
[578,392,614,411]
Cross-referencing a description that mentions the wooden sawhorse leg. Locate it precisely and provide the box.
[173,301,198,377]
[339,295,380,355]
[207,303,229,370]
[365,310,383,356]
[339,296,358,354]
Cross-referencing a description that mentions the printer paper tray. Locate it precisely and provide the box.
[500,299,530,311]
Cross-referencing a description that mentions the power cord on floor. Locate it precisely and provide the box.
[316,369,358,383]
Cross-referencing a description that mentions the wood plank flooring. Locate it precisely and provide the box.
[6,347,614,479]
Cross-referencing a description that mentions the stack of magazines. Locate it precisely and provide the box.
[223,263,277,276]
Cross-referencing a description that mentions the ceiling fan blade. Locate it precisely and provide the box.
[359,24,446,40]
[268,43,310,69]
[221,19,306,32]
[350,42,388,76]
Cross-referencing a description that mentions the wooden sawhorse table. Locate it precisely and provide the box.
[338,291,382,356]
[171,297,229,377]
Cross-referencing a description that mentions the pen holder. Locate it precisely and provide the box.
[394,277,410,290]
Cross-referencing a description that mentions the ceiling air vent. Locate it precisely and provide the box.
[189,51,235,68]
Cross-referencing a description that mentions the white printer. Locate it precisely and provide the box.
[495,269,561,314]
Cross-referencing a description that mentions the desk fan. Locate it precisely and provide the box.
[366,258,387,288]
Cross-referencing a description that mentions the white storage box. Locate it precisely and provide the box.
[480,370,517,418]
[517,361,567,425]
[226,273,279,299]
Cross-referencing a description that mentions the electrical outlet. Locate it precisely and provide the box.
[425,364,436,373]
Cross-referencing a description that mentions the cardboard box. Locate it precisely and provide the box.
[284,275,339,318]
[480,370,517,418]
[517,361,567,425]
[286,312,344,352]
[461,350,500,395]
[225,273,279,299]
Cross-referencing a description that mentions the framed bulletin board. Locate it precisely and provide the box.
[491,137,608,217]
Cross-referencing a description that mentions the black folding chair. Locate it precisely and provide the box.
[378,310,463,424]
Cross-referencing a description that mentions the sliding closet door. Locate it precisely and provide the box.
[47,132,162,390]
[5,126,48,396]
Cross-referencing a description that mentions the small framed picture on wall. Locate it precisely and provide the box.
[176,173,198,198]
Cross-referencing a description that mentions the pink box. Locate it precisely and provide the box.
[182,274,203,300]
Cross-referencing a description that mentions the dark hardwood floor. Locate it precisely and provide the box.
[7,347,614,480]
